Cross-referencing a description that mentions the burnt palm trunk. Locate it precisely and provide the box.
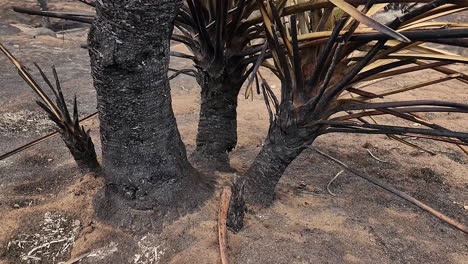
[88,0,212,232]
[239,124,316,206]
[193,66,244,169]
[228,123,317,231]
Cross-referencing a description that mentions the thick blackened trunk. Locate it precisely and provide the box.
[88,0,212,232]
[193,70,242,169]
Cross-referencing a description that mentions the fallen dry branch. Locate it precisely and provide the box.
[12,7,94,24]
[26,238,69,260]
[218,187,232,264]
[309,147,468,234]
[61,252,90,264]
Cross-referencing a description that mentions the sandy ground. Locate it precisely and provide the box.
[0,1,467,264]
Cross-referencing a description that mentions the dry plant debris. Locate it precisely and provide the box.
[83,242,118,262]
[0,110,54,136]
[6,211,80,263]
[133,236,166,264]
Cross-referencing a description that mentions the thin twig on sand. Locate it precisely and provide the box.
[25,238,68,260]
[327,170,344,196]
[309,147,468,234]
[366,149,388,163]
[218,187,232,264]
[60,252,90,264]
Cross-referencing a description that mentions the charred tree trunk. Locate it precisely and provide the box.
[88,0,212,233]
[235,121,319,207]
[240,124,315,206]
[241,141,303,206]
[227,123,317,231]
[193,67,243,170]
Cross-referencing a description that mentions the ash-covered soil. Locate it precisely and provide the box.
[0,1,467,264]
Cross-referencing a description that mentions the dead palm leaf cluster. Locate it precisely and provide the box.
[173,0,261,80]
[0,44,100,174]
[252,0,468,145]
[228,0,468,230]
[171,0,268,165]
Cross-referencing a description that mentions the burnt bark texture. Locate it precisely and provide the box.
[237,123,317,207]
[193,66,244,170]
[226,181,246,232]
[88,0,212,233]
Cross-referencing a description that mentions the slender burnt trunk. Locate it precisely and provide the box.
[243,126,309,205]
[239,123,319,205]
[88,0,212,232]
[225,116,322,231]
[227,124,316,231]
[242,140,303,204]
[193,66,244,169]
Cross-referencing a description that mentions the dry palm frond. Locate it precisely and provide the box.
[0,112,97,161]
[173,0,266,83]
[0,44,100,173]
[253,0,468,152]
[76,0,96,7]
[232,0,468,233]
[12,7,94,24]
[243,0,437,29]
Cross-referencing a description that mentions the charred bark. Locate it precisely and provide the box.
[226,180,246,232]
[241,124,315,206]
[241,142,303,205]
[227,123,316,230]
[88,0,212,233]
[193,67,243,170]
[227,122,319,232]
